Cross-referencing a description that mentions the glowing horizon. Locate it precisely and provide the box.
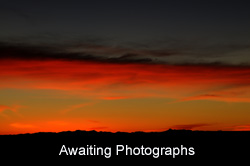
[1,58,250,134]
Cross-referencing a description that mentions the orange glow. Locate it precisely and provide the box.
[233,125,250,131]
[1,60,250,96]
[1,59,250,134]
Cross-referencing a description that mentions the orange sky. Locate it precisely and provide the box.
[1,59,250,134]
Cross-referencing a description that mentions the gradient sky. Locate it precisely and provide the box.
[1,0,250,134]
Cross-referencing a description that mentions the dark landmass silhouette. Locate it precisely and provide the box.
[0,130,249,164]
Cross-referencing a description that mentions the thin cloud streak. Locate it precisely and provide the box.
[60,102,96,114]
[10,123,36,129]
[170,123,212,130]
[232,124,250,131]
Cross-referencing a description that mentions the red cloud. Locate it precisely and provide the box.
[232,124,250,131]
[179,94,250,103]
[1,59,250,102]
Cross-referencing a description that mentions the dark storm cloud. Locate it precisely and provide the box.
[1,40,250,66]
[0,42,156,64]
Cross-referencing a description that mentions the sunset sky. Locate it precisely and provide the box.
[1,0,250,134]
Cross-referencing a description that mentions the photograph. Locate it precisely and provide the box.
[0,0,249,164]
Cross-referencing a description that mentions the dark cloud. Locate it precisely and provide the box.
[106,53,153,63]
[0,42,146,64]
[170,124,211,130]
[1,41,250,66]
[0,42,161,64]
